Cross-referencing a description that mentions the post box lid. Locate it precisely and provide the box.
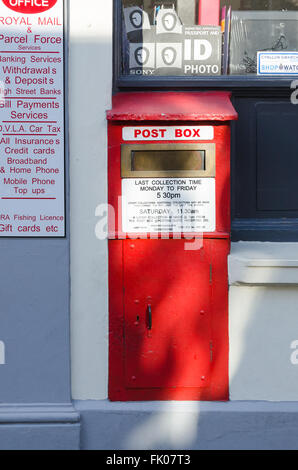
[107,91,238,121]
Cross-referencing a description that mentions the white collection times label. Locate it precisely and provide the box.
[0,0,65,237]
[122,178,215,234]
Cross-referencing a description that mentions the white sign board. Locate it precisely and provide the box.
[258,51,298,75]
[122,126,214,141]
[0,0,65,237]
[122,178,215,233]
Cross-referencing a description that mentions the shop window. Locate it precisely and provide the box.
[114,0,298,241]
[117,0,298,79]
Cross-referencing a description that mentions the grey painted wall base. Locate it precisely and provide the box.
[74,400,298,450]
[0,404,80,450]
[3,400,298,449]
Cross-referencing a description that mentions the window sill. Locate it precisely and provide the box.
[229,241,298,286]
[231,219,298,242]
[116,75,298,90]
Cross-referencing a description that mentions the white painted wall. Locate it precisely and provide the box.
[229,242,298,401]
[67,0,298,403]
[69,0,113,399]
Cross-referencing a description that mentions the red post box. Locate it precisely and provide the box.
[107,92,238,401]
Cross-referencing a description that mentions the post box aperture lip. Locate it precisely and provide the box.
[121,143,215,178]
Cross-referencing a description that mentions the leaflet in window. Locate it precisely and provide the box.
[229,11,298,75]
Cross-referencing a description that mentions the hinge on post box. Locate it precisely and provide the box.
[210,341,213,362]
[209,264,213,284]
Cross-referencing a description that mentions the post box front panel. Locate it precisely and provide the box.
[108,117,231,401]
[108,122,231,238]
[123,239,211,389]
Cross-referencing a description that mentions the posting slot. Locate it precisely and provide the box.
[121,143,215,178]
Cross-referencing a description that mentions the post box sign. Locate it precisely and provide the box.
[0,0,65,237]
[122,126,214,141]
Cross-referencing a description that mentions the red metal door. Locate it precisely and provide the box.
[123,239,212,391]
